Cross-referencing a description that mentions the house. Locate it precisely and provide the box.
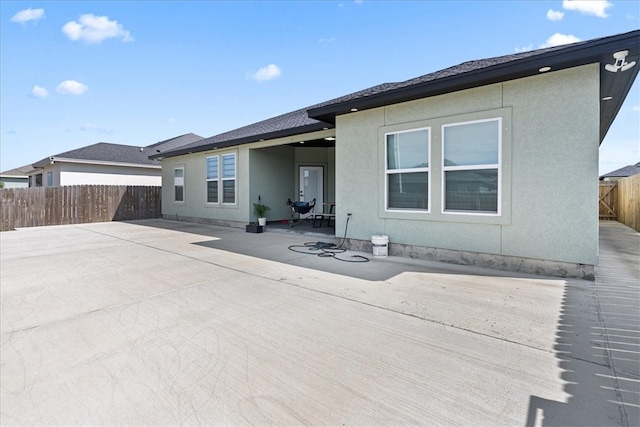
[151,30,639,279]
[28,133,202,187]
[599,162,640,181]
[0,165,31,188]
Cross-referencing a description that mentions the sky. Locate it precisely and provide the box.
[1,0,638,175]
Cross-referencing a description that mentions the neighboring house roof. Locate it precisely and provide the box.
[599,162,640,180]
[30,133,203,170]
[32,142,163,169]
[152,29,639,160]
[0,165,32,178]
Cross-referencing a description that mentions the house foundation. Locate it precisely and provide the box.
[345,238,595,280]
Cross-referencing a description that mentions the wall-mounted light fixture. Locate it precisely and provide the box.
[605,50,636,73]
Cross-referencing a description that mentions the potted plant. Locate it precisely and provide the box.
[253,200,271,227]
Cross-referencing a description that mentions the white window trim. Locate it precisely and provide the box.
[205,155,219,204]
[174,166,185,204]
[384,126,431,213]
[441,117,502,217]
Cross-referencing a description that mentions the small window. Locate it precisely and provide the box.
[35,174,43,187]
[385,128,430,211]
[174,167,184,202]
[47,172,53,187]
[221,154,236,204]
[442,119,500,214]
[206,156,219,203]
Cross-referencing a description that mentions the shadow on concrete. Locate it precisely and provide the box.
[125,218,568,283]
[525,223,639,426]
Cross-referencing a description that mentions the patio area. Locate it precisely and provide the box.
[0,219,637,425]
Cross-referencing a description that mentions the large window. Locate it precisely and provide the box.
[206,153,236,204]
[442,118,500,214]
[385,128,430,211]
[174,167,184,203]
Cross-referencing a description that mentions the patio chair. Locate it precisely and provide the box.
[287,198,316,227]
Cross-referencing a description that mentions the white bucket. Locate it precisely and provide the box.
[371,235,389,257]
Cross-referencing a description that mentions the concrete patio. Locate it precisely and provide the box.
[1,219,638,426]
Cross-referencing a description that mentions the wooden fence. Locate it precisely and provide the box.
[599,174,640,232]
[0,185,161,232]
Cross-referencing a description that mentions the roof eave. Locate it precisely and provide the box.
[307,30,639,125]
[34,157,161,169]
[150,122,332,159]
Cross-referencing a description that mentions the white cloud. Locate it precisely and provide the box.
[80,124,112,134]
[56,80,88,95]
[540,33,581,48]
[11,8,44,24]
[562,0,612,18]
[514,44,534,53]
[62,14,133,44]
[30,86,49,98]
[319,37,336,44]
[248,64,282,81]
[546,9,564,21]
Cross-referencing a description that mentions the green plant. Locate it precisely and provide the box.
[253,202,270,218]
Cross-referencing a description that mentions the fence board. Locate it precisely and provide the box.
[617,174,640,232]
[0,185,161,232]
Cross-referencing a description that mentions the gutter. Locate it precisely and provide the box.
[34,157,161,169]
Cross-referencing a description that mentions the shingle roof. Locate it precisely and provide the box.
[30,134,203,168]
[599,163,640,179]
[308,30,639,141]
[153,108,331,158]
[0,166,31,177]
[154,29,639,159]
[33,142,162,168]
[146,133,204,155]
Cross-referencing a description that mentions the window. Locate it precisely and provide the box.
[174,167,184,202]
[221,153,236,204]
[385,128,430,211]
[205,153,236,204]
[442,118,500,214]
[35,174,42,187]
[206,156,218,203]
[47,172,53,187]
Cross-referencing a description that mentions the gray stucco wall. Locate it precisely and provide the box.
[161,148,248,225]
[160,138,335,226]
[249,146,295,222]
[335,64,600,266]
